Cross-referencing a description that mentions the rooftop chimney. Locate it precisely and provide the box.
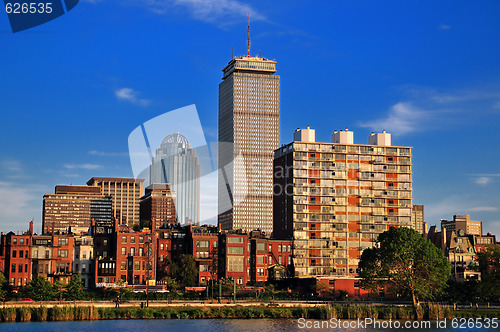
[331,128,354,144]
[368,130,391,146]
[293,126,316,142]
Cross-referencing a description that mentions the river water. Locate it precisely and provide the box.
[0,318,495,331]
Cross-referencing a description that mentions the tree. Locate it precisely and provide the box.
[0,272,7,301]
[477,245,500,302]
[65,274,85,301]
[53,280,67,302]
[24,276,56,301]
[172,254,198,287]
[115,278,132,300]
[359,227,450,309]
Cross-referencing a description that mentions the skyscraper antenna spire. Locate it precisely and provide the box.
[247,13,251,56]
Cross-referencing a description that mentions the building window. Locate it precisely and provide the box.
[228,247,243,255]
[12,250,16,258]
[214,241,217,248]
[278,256,282,265]
[58,250,68,258]
[13,238,17,244]
[131,248,135,256]
[131,237,136,244]
[268,245,272,253]
[11,264,16,273]
[82,263,87,272]
[278,245,282,252]
[139,248,144,256]
[20,238,24,245]
[25,264,28,273]
[160,243,164,250]
[196,240,209,248]
[18,265,23,273]
[121,262,126,271]
[227,256,244,272]
[134,261,140,271]
[228,237,243,244]
[59,238,68,246]
[103,239,108,246]
[122,236,127,244]
[121,248,126,255]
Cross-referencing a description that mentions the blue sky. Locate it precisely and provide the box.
[1,0,500,236]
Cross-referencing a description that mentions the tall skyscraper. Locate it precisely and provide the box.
[218,28,280,235]
[273,127,413,291]
[150,133,200,225]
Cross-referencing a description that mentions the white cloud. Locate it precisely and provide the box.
[0,181,44,232]
[142,0,264,23]
[115,88,151,107]
[467,206,498,212]
[475,176,492,186]
[2,160,22,173]
[89,150,129,157]
[84,0,263,25]
[64,163,102,170]
[439,24,451,30]
[0,159,29,180]
[359,102,431,136]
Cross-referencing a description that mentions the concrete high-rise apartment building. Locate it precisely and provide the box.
[441,214,483,236]
[411,205,426,235]
[273,127,413,288]
[218,32,280,235]
[140,183,177,229]
[150,133,200,225]
[87,177,144,226]
[42,185,112,233]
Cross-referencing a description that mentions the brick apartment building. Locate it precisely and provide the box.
[273,127,413,296]
[0,221,33,287]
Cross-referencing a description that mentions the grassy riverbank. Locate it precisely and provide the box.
[0,304,499,323]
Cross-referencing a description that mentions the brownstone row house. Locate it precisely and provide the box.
[0,220,294,290]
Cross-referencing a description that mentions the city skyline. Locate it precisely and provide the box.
[1,1,500,236]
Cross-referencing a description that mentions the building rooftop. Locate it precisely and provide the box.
[86,177,145,185]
